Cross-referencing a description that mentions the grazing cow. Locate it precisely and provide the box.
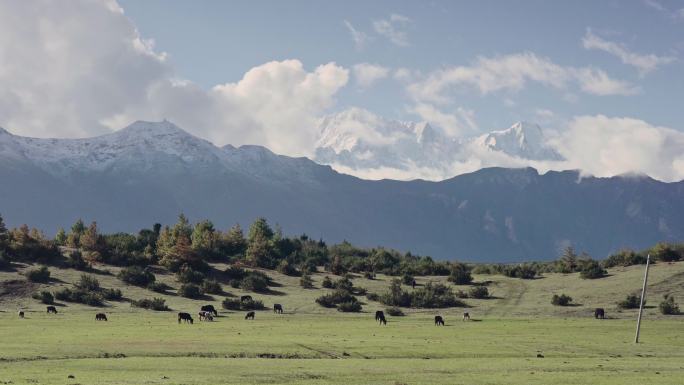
[178,312,194,324]
[18,311,24,318]
[463,312,470,321]
[240,295,252,302]
[200,305,218,317]
[375,311,387,325]
[46,306,57,314]
[594,308,605,319]
[199,311,213,321]
[434,316,445,326]
[95,313,107,321]
[273,304,283,314]
[245,311,255,320]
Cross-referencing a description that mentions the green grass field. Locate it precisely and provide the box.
[1,262,683,384]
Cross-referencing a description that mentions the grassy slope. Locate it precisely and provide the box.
[1,261,683,384]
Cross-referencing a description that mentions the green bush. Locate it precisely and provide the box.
[321,276,333,288]
[366,292,380,301]
[102,288,123,301]
[659,295,680,315]
[66,250,91,271]
[240,298,264,310]
[617,294,643,309]
[201,279,222,294]
[118,266,156,286]
[26,266,51,283]
[32,290,54,304]
[54,287,104,306]
[602,249,647,268]
[222,298,241,310]
[147,282,170,293]
[410,282,465,308]
[448,263,473,285]
[651,243,681,262]
[299,274,314,289]
[402,273,414,285]
[132,297,169,311]
[178,283,202,299]
[469,286,490,299]
[315,289,357,309]
[385,306,404,316]
[239,272,270,292]
[277,260,300,276]
[337,301,362,312]
[224,266,247,280]
[0,251,11,270]
[176,267,205,284]
[75,274,101,291]
[551,294,573,306]
[579,260,607,279]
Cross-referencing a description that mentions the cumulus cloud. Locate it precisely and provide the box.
[373,14,412,46]
[0,0,348,156]
[582,29,675,75]
[553,115,684,182]
[407,52,637,104]
[353,63,390,87]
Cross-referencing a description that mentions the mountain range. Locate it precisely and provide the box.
[1,120,683,262]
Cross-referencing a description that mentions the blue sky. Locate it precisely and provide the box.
[118,0,683,131]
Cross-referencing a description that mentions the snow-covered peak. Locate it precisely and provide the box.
[475,121,562,161]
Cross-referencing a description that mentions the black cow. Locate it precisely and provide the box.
[245,311,255,320]
[273,304,283,314]
[201,305,218,317]
[178,312,194,324]
[434,315,445,326]
[18,311,24,318]
[375,311,387,325]
[46,306,57,314]
[462,312,470,321]
[240,295,253,302]
[95,313,107,321]
[594,308,605,319]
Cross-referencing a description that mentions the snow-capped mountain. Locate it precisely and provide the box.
[474,121,562,161]
[2,120,683,261]
[313,109,564,180]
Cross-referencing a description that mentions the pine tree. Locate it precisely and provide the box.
[191,220,215,253]
[558,246,578,273]
[80,221,104,252]
[54,228,67,246]
[223,224,247,256]
[246,218,274,267]
[0,214,8,249]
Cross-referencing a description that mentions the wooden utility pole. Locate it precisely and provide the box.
[634,254,651,343]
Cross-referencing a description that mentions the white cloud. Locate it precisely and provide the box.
[0,1,348,157]
[373,13,411,46]
[582,29,675,75]
[343,20,368,50]
[353,63,390,87]
[552,115,684,182]
[644,0,684,19]
[409,103,477,136]
[407,52,637,104]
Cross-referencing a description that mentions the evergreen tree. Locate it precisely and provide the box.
[246,218,274,267]
[191,220,215,253]
[223,224,247,256]
[54,228,67,246]
[80,221,104,252]
[66,218,86,248]
[557,246,578,273]
[0,214,8,250]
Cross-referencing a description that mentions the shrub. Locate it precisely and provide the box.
[504,264,538,279]
[332,277,353,292]
[66,250,91,271]
[385,306,404,316]
[410,282,465,308]
[337,301,362,312]
[222,298,241,310]
[26,266,51,283]
[617,294,643,309]
[469,286,490,299]
[32,290,54,304]
[651,243,681,262]
[366,292,380,301]
[448,263,473,285]
[239,272,270,292]
[402,273,414,285]
[277,260,300,276]
[118,266,156,286]
[321,276,333,288]
[102,288,123,301]
[240,298,264,310]
[132,297,169,311]
[54,287,104,306]
[603,249,647,268]
[229,279,241,289]
[224,266,247,280]
[363,272,375,280]
[579,261,607,279]
[551,294,573,306]
[75,274,100,291]
[176,266,205,284]
[178,283,202,299]
[455,290,468,298]
[300,274,314,289]
[659,295,680,315]
[147,282,170,293]
[0,251,11,270]
[201,279,222,294]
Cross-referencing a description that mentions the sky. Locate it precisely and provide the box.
[1,0,683,180]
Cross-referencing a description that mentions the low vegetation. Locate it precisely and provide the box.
[551,294,573,306]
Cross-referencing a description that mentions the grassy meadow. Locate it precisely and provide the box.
[1,261,683,384]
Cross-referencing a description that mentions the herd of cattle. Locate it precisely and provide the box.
[15,304,608,323]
